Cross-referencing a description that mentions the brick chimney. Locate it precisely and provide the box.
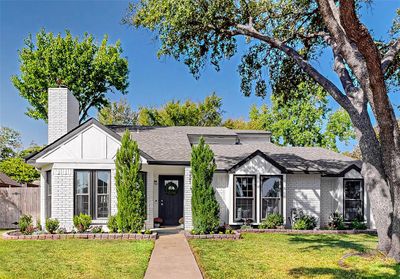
[48,87,79,143]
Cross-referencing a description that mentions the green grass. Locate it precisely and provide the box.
[189,233,400,279]
[0,230,154,279]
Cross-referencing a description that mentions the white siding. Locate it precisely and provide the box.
[235,155,281,175]
[320,177,341,227]
[286,174,321,226]
[212,173,229,225]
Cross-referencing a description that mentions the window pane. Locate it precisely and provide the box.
[76,195,89,215]
[235,177,254,198]
[261,198,280,219]
[97,195,108,218]
[76,171,90,194]
[236,198,253,220]
[344,200,363,220]
[46,171,52,196]
[345,180,362,199]
[97,171,109,194]
[261,177,281,198]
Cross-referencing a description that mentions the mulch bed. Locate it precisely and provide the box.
[237,228,377,235]
[184,231,241,240]
[3,230,157,240]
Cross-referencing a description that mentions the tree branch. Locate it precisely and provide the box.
[234,23,353,111]
[382,37,400,73]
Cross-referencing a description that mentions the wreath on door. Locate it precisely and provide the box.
[165,181,179,195]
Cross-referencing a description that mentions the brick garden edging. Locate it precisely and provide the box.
[237,228,377,235]
[2,230,158,240]
[184,231,241,240]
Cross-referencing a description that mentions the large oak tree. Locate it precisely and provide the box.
[127,0,400,260]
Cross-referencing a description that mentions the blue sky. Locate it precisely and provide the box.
[0,0,399,151]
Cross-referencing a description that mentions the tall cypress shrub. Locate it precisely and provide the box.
[191,137,219,233]
[115,130,145,232]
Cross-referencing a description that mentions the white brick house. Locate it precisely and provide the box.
[27,88,374,231]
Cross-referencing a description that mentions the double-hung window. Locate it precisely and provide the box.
[45,170,52,218]
[344,179,364,221]
[260,176,282,220]
[234,176,255,221]
[74,170,110,219]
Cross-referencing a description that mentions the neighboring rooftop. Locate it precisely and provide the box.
[0,172,21,187]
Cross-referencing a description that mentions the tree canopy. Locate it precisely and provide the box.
[0,127,22,161]
[98,99,137,126]
[137,93,223,126]
[12,29,129,122]
[224,81,354,151]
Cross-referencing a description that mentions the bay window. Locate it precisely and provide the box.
[234,176,255,221]
[344,179,364,221]
[74,170,110,219]
[260,176,282,220]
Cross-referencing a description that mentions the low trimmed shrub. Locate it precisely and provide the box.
[73,213,92,233]
[45,218,60,234]
[56,227,67,234]
[351,220,367,230]
[90,226,103,233]
[240,224,252,230]
[259,214,284,229]
[328,212,345,230]
[292,209,317,230]
[19,214,33,235]
[107,215,118,233]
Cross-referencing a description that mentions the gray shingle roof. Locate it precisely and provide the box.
[210,143,360,173]
[107,125,360,174]
[108,126,236,163]
[0,172,21,187]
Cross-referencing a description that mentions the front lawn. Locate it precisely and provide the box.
[189,233,399,279]
[0,230,154,279]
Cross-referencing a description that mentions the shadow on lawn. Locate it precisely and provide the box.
[289,266,400,279]
[287,234,373,252]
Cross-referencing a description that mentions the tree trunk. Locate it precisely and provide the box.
[351,109,393,253]
[389,183,400,261]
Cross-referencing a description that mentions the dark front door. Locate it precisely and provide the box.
[159,175,184,226]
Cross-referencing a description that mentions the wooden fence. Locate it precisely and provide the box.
[0,187,40,229]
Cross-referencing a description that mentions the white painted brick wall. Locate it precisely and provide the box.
[184,167,193,230]
[48,88,79,143]
[110,169,117,216]
[51,168,74,230]
[286,174,321,227]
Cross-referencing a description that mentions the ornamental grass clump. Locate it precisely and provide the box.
[191,137,220,234]
[115,130,145,233]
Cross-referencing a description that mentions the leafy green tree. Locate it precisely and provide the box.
[128,1,400,258]
[224,82,354,152]
[138,93,223,126]
[18,143,44,159]
[0,157,39,183]
[0,127,22,161]
[12,29,129,122]
[98,99,137,125]
[191,137,219,233]
[115,130,145,232]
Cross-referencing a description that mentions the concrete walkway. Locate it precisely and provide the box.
[144,229,203,279]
